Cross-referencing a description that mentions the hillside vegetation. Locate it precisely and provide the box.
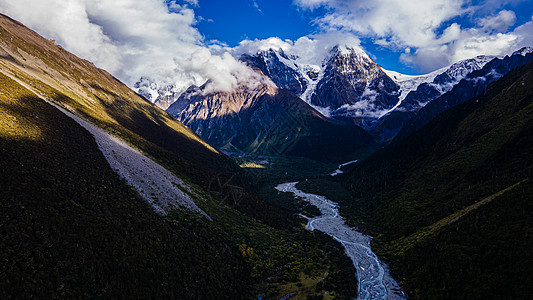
[339,60,533,298]
[0,13,357,299]
[0,72,250,298]
[0,13,288,226]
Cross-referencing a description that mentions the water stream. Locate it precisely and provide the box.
[275,182,405,300]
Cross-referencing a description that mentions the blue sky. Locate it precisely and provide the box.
[195,0,323,45]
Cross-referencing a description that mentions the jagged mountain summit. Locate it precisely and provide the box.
[164,44,404,160]
[134,76,183,110]
[386,55,495,112]
[240,48,308,97]
[240,45,401,127]
[309,46,400,125]
[373,55,496,141]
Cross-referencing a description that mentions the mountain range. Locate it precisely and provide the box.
[338,58,533,299]
[148,43,533,161]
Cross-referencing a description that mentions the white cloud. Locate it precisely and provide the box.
[0,0,123,73]
[297,0,466,48]
[182,0,199,7]
[251,0,263,14]
[0,0,263,96]
[512,16,533,48]
[478,10,516,32]
[176,48,272,94]
[232,32,363,66]
[295,0,533,72]
[400,18,532,72]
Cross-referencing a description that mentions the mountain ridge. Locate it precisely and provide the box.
[168,82,375,162]
[161,44,516,151]
[1,13,362,299]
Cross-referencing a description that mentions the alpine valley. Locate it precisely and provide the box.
[2,6,533,300]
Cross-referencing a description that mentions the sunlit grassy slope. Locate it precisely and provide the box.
[340,60,533,298]
[0,13,220,171]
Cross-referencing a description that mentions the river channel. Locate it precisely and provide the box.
[275,182,405,300]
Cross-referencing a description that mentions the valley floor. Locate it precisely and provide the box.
[276,182,406,300]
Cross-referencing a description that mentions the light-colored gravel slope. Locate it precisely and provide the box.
[50,102,210,218]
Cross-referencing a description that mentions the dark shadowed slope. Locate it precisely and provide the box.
[0,13,360,299]
[0,12,290,226]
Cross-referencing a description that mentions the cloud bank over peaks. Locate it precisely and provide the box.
[177,48,274,94]
[232,32,365,66]
[295,0,533,72]
[0,0,263,96]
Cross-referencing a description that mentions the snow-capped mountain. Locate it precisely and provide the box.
[393,55,495,112]
[134,77,184,110]
[311,46,400,127]
[395,47,533,141]
[383,68,444,102]
[240,49,308,97]
[241,45,401,127]
[140,43,533,156]
[512,46,533,56]
[372,55,495,141]
[240,47,327,115]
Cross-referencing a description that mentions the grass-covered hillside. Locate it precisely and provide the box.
[0,13,358,299]
[0,72,250,298]
[339,59,533,298]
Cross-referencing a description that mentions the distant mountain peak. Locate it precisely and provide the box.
[512,46,533,56]
[330,44,370,59]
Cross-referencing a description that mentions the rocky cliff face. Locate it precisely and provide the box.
[396,55,495,112]
[147,43,533,154]
[372,55,495,141]
[240,49,307,96]
[311,46,400,124]
[239,46,401,129]
[167,83,277,151]
[167,81,374,162]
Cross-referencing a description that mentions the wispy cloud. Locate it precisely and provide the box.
[233,31,363,65]
[251,0,263,14]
